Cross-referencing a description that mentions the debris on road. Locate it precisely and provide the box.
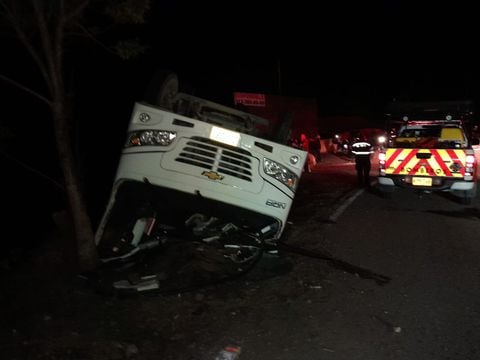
[279,243,391,285]
[214,345,241,360]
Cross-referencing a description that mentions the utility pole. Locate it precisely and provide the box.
[277,59,283,96]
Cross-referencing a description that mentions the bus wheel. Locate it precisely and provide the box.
[144,69,179,110]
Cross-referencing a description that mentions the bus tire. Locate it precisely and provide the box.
[144,69,179,110]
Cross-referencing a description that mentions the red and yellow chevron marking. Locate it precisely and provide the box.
[384,148,466,177]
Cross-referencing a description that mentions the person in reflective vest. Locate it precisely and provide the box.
[351,133,374,187]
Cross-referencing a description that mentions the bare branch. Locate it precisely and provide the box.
[0,0,12,15]
[65,0,90,21]
[32,0,56,89]
[0,148,65,192]
[0,73,52,106]
[54,0,66,73]
[76,23,118,56]
[0,1,53,93]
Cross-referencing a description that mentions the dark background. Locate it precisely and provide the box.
[1,0,479,248]
[141,0,479,105]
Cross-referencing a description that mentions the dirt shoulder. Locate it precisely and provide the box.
[0,154,358,360]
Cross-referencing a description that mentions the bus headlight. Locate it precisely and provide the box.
[263,158,299,192]
[125,130,177,147]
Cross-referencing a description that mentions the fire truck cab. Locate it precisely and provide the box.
[378,101,478,204]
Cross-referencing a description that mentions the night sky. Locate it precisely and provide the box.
[133,0,479,116]
[3,1,479,116]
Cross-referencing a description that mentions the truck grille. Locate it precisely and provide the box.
[175,137,253,182]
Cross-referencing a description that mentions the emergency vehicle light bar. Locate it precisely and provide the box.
[405,119,463,127]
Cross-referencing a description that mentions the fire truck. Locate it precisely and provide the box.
[94,72,307,280]
[378,100,478,204]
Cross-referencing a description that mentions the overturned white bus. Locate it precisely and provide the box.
[94,73,307,279]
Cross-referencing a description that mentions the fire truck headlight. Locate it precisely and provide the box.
[378,135,386,144]
[125,130,177,147]
[263,158,299,192]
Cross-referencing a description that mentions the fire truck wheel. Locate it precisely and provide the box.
[144,69,179,110]
[382,192,392,199]
[378,185,393,199]
[454,185,477,205]
[461,186,477,205]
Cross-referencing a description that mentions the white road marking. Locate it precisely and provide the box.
[328,180,378,222]
[328,189,364,222]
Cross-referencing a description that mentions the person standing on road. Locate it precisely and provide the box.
[351,133,374,187]
[300,133,311,172]
[310,134,322,162]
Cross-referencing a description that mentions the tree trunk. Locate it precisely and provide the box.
[51,99,99,272]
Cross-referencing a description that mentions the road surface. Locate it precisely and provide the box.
[3,152,480,360]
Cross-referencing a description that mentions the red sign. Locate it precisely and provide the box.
[233,92,266,107]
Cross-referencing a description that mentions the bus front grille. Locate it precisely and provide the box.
[176,137,253,182]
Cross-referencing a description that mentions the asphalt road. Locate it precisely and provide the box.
[297,183,480,360]
[206,152,480,360]
[3,151,480,360]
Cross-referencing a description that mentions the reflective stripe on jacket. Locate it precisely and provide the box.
[352,141,373,156]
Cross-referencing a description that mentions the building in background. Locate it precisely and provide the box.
[234,92,319,144]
